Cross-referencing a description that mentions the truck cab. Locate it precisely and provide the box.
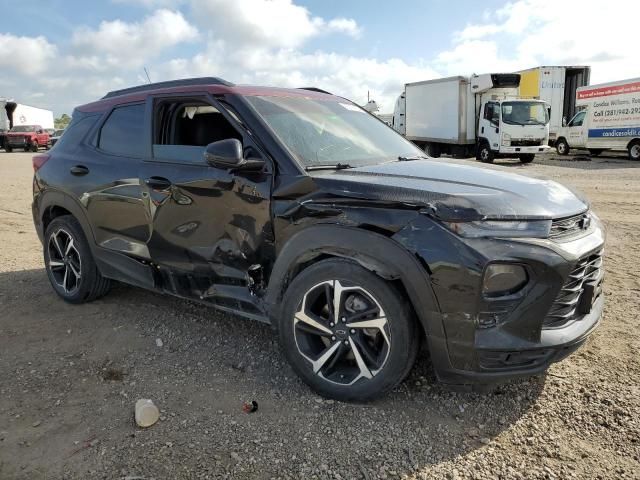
[477,97,550,163]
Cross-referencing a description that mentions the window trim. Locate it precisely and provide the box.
[95,101,147,159]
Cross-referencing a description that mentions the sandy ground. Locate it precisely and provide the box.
[0,150,639,479]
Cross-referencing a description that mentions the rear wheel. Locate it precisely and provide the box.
[628,141,640,161]
[477,143,494,163]
[278,259,419,401]
[556,138,569,155]
[424,143,440,158]
[44,215,111,304]
[519,154,535,163]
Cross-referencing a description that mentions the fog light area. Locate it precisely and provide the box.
[482,264,528,297]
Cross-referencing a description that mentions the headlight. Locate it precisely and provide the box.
[443,219,551,238]
[502,133,511,146]
[482,264,528,297]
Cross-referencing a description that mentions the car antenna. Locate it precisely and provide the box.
[143,67,152,84]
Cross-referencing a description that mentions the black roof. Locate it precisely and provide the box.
[102,77,234,99]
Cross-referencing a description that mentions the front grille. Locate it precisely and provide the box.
[549,212,589,239]
[543,250,604,328]
[511,139,542,147]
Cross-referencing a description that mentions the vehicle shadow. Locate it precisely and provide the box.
[0,268,545,479]
[492,152,640,170]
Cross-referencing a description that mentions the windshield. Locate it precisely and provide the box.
[10,125,37,132]
[501,102,549,126]
[246,96,424,168]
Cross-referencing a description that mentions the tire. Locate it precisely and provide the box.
[424,143,440,158]
[588,149,603,157]
[628,140,640,161]
[44,215,111,304]
[31,142,39,152]
[5,146,12,153]
[24,147,31,152]
[556,138,569,155]
[278,258,420,402]
[476,143,494,163]
[519,154,535,163]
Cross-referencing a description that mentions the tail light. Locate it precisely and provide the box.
[33,153,50,172]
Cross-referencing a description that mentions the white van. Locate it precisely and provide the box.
[555,77,640,160]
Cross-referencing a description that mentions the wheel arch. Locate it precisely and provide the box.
[38,190,98,250]
[265,225,441,340]
[626,138,640,149]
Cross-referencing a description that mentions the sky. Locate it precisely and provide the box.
[1,0,638,116]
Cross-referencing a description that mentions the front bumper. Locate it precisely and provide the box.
[6,138,34,148]
[498,145,550,155]
[393,215,605,385]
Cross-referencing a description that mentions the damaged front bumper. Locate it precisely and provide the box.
[392,214,605,386]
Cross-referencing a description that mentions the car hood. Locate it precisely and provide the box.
[312,160,588,221]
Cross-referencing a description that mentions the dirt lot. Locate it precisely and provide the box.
[0,150,639,480]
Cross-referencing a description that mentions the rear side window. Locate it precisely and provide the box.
[52,114,99,152]
[99,104,145,157]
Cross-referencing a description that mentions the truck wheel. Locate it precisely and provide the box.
[477,143,494,163]
[519,154,535,163]
[424,143,440,158]
[588,149,603,157]
[5,146,12,153]
[278,259,419,401]
[31,142,39,152]
[628,141,640,161]
[556,138,569,155]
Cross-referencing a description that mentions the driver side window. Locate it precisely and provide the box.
[483,103,499,125]
[569,111,585,127]
[152,97,242,164]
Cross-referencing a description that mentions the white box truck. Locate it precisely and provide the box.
[1,99,54,150]
[555,77,640,160]
[392,73,550,163]
[516,66,590,145]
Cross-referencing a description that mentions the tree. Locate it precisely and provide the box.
[54,114,71,130]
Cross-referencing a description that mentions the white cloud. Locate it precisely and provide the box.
[190,0,361,49]
[71,9,198,69]
[448,0,640,81]
[0,34,57,76]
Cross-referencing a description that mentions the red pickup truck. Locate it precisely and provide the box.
[4,125,51,152]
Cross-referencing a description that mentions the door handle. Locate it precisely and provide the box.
[70,165,89,176]
[145,176,172,190]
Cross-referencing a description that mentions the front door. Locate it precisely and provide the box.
[139,94,273,302]
[566,111,587,148]
[480,102,501,151]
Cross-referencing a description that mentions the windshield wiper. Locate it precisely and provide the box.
[398,155,428,161]
[305,163,353,171]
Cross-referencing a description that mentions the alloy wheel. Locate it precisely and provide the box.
[631,144,640,160]
[293,280,391,386]
[47,228,82,294]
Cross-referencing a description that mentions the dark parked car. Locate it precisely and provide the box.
[32,78,605,401]
[49,128,65,147]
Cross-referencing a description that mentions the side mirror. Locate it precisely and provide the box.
[204,138,265,170]
[562,117,567,127]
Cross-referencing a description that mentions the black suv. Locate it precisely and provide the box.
[32,78,605,401]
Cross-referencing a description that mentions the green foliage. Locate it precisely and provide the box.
[54,114,71,130]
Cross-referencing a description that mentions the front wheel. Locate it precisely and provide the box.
[556,138,569,155]
[519,154,535,163]
[628,141,640,161]
[477,143,494,163]
[5,146,12,153]
[44,215,111,304]
[278,259,419,402]
[31,142,39,152]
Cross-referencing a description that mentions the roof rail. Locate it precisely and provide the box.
[298,87,333,95]
[102,77,235,99]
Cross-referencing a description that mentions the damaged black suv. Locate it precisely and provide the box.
[32,78,605,401]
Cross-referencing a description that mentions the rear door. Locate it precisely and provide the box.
[138,94,273,299]
[82,103,151,258]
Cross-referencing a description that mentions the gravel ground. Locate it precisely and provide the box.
[0,150,639,480]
